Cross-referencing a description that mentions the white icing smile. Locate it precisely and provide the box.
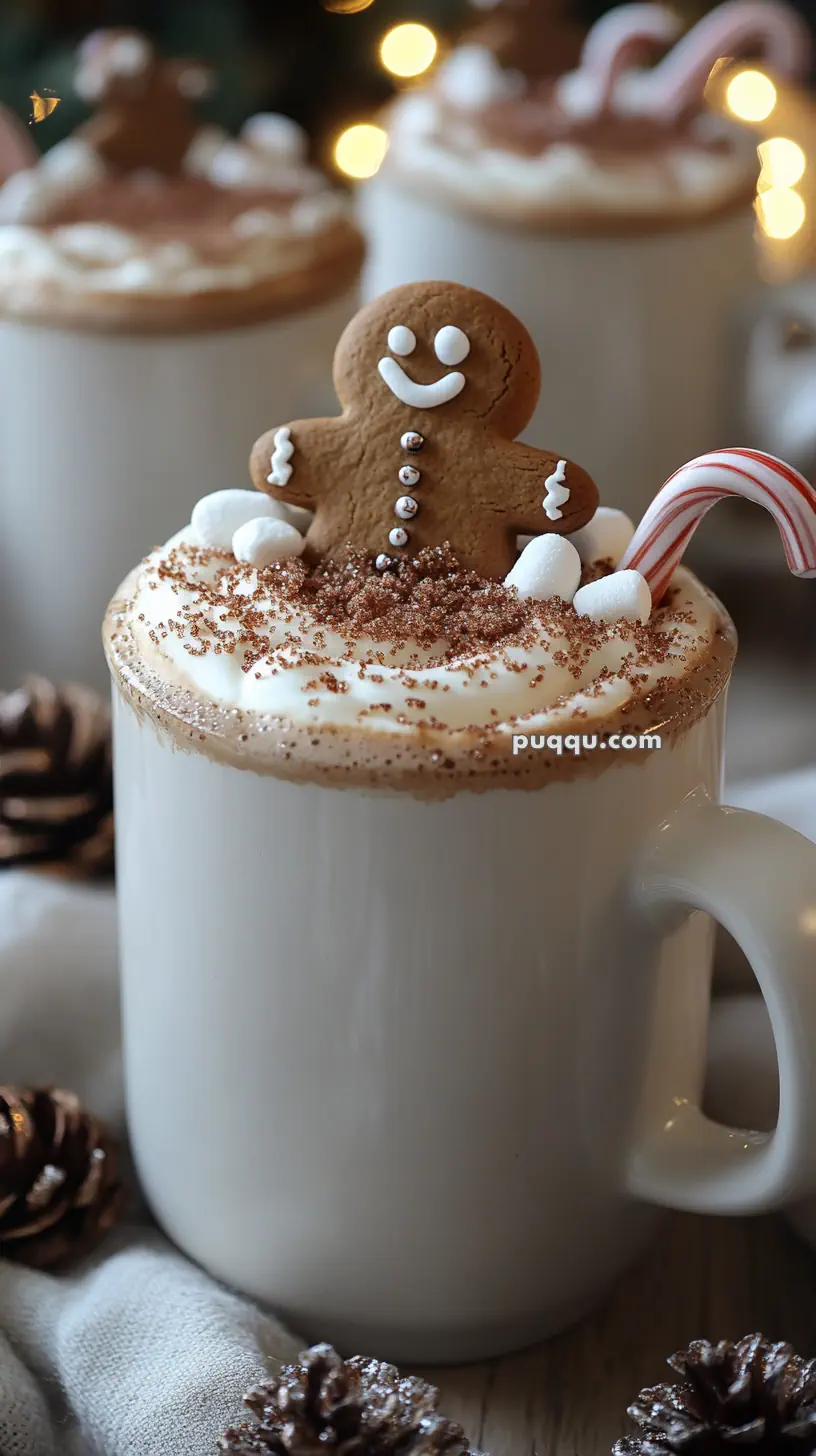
[378,356,466,408]
[378,321,470,408]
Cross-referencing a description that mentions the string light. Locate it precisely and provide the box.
[757,136,806,191]
[334,123,389,179]
[725,69,777,122]
[755,186,806,240]
[379,23,438,78]
[321,0,376,13]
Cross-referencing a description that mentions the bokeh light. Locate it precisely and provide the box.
[725,69,777,122]
[334,123,389,179]
[379,23,438,78]
[755,186,806,240]
[321,0,376,13]
[757,136,806,191]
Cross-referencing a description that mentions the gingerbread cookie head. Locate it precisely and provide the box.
[332,280,541,441]
[250,280,599,581]
[75,29,214,175]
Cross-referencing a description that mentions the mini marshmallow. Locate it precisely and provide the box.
[290,192,345,235]
[0,170,51,224]
[208,142,275,190]
[568,507,635,567]
[232,517,305,567]
[102,257,162,291]
[279,503,313,535]
[191,490,290,551]
[241,113,308,165]
[389,93,439,141]
[232,208,288,240]
[0,225,62,276]
[183,125,230,178]
[572,570,652,625]
[52,223,138,266]
[437,45,524,109]
[39,137,108,190]
[505,535,582,602]
[151,240,199,273]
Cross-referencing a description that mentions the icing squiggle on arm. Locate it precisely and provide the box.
[543,460,570,520]
[268,426,294,487]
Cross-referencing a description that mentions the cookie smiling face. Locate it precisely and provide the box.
[333,280,542,437]
[378,322,471,409]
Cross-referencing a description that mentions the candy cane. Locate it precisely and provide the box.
[570,4,682,118]
[641,0,811,123]
[618,449,816,604]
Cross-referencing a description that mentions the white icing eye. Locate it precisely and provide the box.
[111,35,152,75]
[388,325,417,357]
[434,326,470,366]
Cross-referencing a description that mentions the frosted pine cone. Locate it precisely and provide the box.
[0,1086,123,1269]
[0,677,113,875]
[220,1343,471,1456]
[615,1334,816,1453]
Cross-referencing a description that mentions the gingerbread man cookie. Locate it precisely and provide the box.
[75,29,214,175]
[249,281,599,580]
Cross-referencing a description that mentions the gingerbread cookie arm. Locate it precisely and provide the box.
[250,418,350,512]
[498,442,600,537]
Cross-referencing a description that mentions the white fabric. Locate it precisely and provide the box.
[0,766,813,1452]
[0,870,301,1456]
[0,873,122,1130]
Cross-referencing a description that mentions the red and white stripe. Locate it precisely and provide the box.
[618,449,816,605]
[643,0,810,123]
[570,4,680,117]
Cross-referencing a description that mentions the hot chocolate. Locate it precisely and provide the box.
[0,30,362,334]
[375,0,809,232]
[106,283,816,1362]
[104,281,749,789]
[360,0,810,518]
[105,539,732,792]
[0,29,363,691]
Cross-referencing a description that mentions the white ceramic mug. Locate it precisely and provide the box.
[359,178,758,520]
[0,292,355,693]
[110,644,816,1364]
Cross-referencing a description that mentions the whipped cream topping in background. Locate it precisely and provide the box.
[382,65,758,224]
[111,529,724,743]
[0,117,355,301]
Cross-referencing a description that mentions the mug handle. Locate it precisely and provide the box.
[626,788,816,1214]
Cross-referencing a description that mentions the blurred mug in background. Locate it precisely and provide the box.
[361,0,811,521]
[0,29,362,692]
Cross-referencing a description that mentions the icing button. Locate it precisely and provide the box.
[395,496,419,521]
[401,431,424,453]
[375,553,393,571]
[399,464,421,487]
[389,527,409,548]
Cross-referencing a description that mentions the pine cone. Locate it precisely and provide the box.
[220,1343,471,1456]
[615,1335,816,1454]
[0,677,114,876]
[0,1086,123,1269]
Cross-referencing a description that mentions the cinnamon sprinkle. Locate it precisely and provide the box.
[150,542,687,685]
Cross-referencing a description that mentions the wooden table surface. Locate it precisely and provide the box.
[423,1215,816,1456]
